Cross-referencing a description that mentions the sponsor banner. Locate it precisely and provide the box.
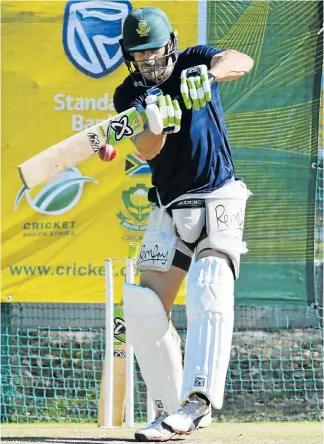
[125,153,151,176]
[1,0,198,303]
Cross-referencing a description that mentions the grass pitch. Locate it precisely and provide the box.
[1,422,323,444]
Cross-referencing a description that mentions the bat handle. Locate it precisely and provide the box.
[106,76,216,145]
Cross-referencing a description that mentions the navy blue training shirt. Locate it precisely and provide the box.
[113,45,235,205]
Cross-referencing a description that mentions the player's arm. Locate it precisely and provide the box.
[113,88,181,161]
[131,128,167,160]
[209,49,254,82]
[131,94,182,160]
[180,49,254,110]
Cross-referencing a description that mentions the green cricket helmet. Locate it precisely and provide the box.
[119,7,178,87]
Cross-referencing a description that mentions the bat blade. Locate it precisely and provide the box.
[18,107,146,189]
[97,306,127,427]
[18,76,215,190]
[98,344,126,427]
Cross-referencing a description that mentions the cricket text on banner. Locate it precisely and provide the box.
[1,1,199,304]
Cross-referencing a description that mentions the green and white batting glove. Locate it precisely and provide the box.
[145,94,182,135]
[180,65,212,111]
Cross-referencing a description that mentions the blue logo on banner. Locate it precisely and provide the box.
[63,1,132,78]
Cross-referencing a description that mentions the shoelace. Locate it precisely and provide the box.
[178,398,201,418]
[150,412,167,427]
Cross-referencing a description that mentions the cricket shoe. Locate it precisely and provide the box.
[134,411,176,442]
[162,393,211,435]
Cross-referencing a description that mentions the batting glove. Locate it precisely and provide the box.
[145,94,182,135]
[180,65,212,111]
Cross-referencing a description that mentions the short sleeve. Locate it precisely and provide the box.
[113,85,146,115]
[182,45,225,69]
[113,86,128,114]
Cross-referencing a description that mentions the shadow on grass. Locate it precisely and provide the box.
[2,437,184,443]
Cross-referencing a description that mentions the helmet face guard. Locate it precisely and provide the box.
[120,32,178,87]
[119,7,179,87]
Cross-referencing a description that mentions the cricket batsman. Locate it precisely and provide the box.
[114,6,254,442]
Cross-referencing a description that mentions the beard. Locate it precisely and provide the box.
[140,57,174,85]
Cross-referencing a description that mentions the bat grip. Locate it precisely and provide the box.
[106,76,216,145]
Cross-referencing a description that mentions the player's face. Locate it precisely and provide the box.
[131,45,173,83]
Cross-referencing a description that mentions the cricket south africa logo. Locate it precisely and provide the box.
[63,1,132,78]
[136,19,150,37]
[14,167,97,215]
[117,184,152,231]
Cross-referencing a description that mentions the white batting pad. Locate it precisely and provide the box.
[182,256,234,409]
[137,206,177,272]
[123,283,183,414]
[172,207,205,244]
[197,180,252,279]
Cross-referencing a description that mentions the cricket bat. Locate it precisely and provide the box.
[98,305,126,427]
[18,74,215,190]
[18,107,148,190]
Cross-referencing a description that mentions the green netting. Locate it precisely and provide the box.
[315,72,323,304]
[1,303,323,423]
[1,0,323,428]
[206,0,323,306]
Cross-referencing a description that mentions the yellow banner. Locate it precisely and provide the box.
[1,1,198,304]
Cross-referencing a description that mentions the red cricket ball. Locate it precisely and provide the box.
[98,144,116,162]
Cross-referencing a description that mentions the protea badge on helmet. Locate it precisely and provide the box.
[119,7,178,87]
